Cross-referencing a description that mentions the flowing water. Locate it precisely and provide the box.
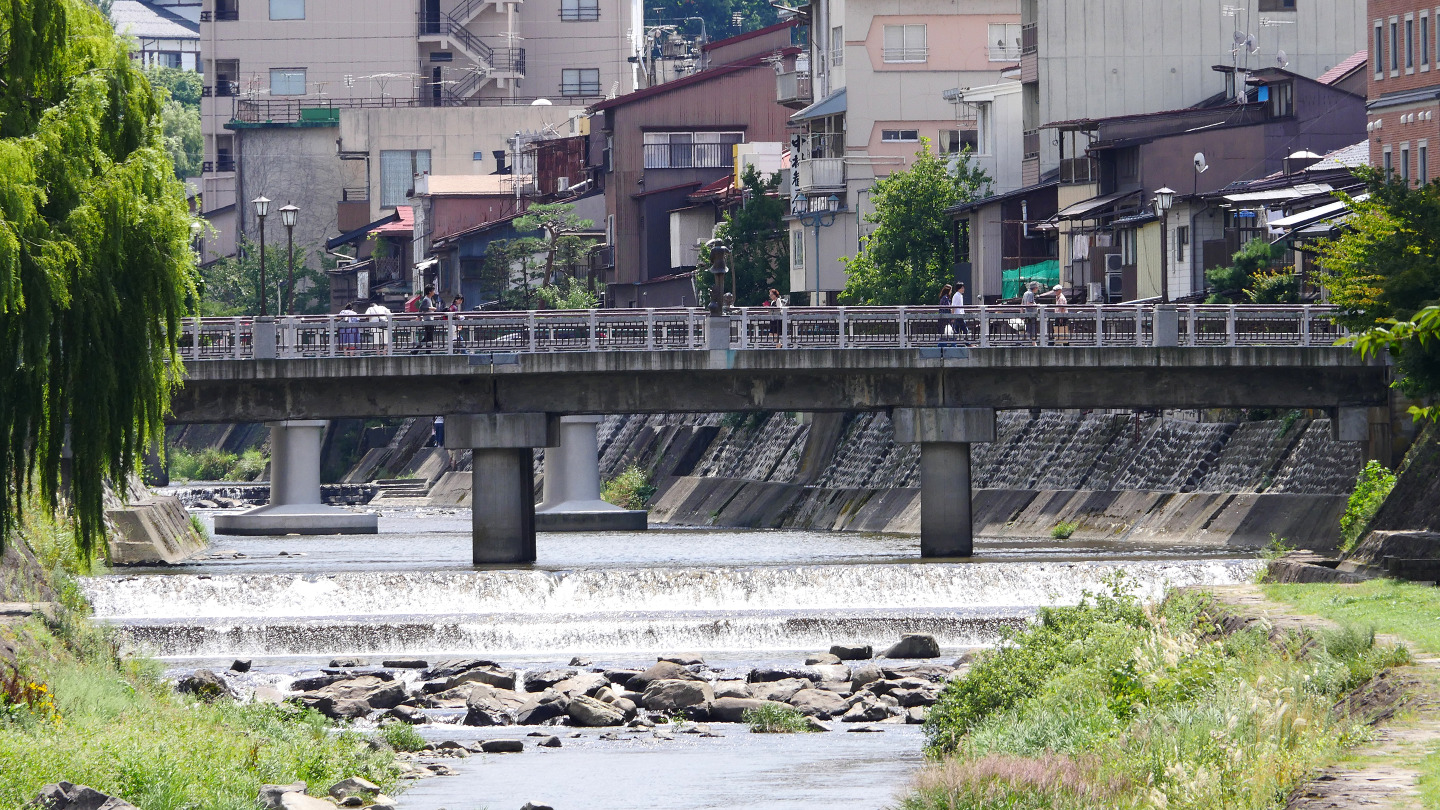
[83,509,1263,809]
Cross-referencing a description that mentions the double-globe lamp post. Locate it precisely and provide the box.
[251,195,270,316]
[1154,186,1175,305]
[279,203,300,314]
[792,193,840,306]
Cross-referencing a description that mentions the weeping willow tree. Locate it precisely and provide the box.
[0,0,197,555]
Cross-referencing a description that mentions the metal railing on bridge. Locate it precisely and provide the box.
[175,305,1347,361]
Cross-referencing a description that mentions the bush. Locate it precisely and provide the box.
[1050,521,1079,540]
[1340,460,1397,551]
[375,721,425,752]
[228,449,267,482]
[600,465,656,511]
[168,447,268,482]
[744,704,817,733]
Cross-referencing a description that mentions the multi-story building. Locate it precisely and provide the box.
[784,0,1021,303]
[1020,0,1371,186]
[195,0,636,265]
[1367,0,1440,183]
[111,0,201,70]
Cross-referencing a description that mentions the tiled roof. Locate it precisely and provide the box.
[1317,51,1367,85]
[110,0,198,40]
[1311,141,1370,170]
[372,205,413,235]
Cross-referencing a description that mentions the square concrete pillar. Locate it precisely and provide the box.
[445,413,556,565]
[892,408,996,444]
[893,408,995,559]
[1331,407,1369,443]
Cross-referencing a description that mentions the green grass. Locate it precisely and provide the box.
[909,584,1411,810]
[376,721,425,752]
[1264,579,1440,655]
[1050,522,1079,540]
[600,465,656,511]
[743,704,818,733]
[168,447,267,482]
[1339,460,1397,552]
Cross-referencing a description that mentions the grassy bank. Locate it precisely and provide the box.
[908,584,1409,810]
[0,509,398,810]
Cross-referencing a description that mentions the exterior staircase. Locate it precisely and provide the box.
[419,0,525,101]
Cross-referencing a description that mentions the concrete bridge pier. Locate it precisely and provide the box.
[213,420,378,535]
[536,416,648,531]
[893,408,997,558]
[446,413,558,565]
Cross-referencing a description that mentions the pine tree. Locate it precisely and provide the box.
[1,0,197,554]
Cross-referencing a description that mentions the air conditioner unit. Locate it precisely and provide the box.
[556,176,570,193]
[1104,253,1124,273]
[335,257,355,269]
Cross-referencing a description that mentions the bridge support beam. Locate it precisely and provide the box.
[214,420,378,536]
[893,408,996,558]
[536,416,648,532]
[446,413,558,565]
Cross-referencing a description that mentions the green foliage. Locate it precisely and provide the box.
[187,514,208,543]
[141,66,202,107]
[600,464,656,511]
[1346,305,1440,420]
[744,704,818,733]
[1050,522,1079,540]
[169,447,267,482]
[199,238,331,316]
[535,276,599,310]
[515,203,596,288]
[142,67,201,178]
[1204,238,1284,303]
[1266,579,1440,654]
[1339,460,1398,551]
[1246,268,1301,304]
[0,0,198,556]
[840,142,991,305]
[477,236,548,309]
[914,585,1413,810]
[375,721,425,752]
[645,0,779,42]
[723,166,789,306]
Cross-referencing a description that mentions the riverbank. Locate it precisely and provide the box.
[0,513,401,810]
[903,581,1423,810]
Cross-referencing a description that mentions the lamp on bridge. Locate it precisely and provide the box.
[252,195,271,317]
[792,193,841,306]
[705,237,731,316]
[1153,187,1176,305]
[279,203,300,314]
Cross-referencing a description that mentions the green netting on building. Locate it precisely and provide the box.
[1002,259,1060,299]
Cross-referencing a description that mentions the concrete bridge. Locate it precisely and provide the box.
[171,305,1389,564]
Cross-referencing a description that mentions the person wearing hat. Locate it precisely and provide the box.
[1022,281,1040,343]
[1051,284,1069,345]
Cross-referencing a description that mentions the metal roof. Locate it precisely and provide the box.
[789,88,846,123]
[1054,189,1138,221]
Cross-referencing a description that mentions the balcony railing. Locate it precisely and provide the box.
[989,44,1022,61]
[560,6,600,20]
[213,4,238,20]
[776,71,812,105]
[797,157,845,191]
[216,156,236,172]
[231,94,588,124]
[1023,130,1040,160]
[1021,22,1037,54]
[643,142,739,169]
[882,47,928,63]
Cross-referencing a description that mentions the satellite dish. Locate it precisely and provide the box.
[1194,152,1209,173]
[1245,34,1259,54]
[1276,49,1289,68]
[531,98,553,106]
[1233,30,1246,44]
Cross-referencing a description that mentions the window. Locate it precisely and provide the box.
[940,129,980,154]
[1376,21,1386,78]
[882,24,927,63]
[379,149,431,208]
[1424,13,1431,68]
[1383,147,1393,176]
[1175,225,1189,263]
[1116,147,1140,181]
[560,68,600,95]
[430,52,453,62]
[830,26,844,68]
[216,134,235,173]
[1402,144,1412,183]
[269,0,304,19]
[1407,16,1415,70]
[987,23,1022,60]
[643,131,744,169]
[215,58,240,96]
[269,68,306,95]
[1268,81,1294,117]
[1392,18,1400,73]
[1422,141,1430,185]
[155,52,182,69]
[791,228,804,269]
[1120,229,1137,266]
[560,0,600,21]
[881,129,920,142]
[1259,0,1296,9]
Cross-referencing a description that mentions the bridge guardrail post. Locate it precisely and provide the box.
[978,308,988,348]
[781,308,791,349]
[527,312,537,353]
[253,317,277,359]
[327,317,336,357]
[1093,306,1103,347]
[1301,305,1311,346]
[645,309,656,350]
[588,310,599,351]
[1038,308,1048,348]
[837,308,847,349]
[1226,308,1237,347]
[899,307,909,349]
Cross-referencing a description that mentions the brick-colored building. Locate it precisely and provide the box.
[1368,0,1440,182]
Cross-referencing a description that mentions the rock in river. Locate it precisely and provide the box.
[641,679,714,711]
[567,694,626,726]
[883,634,942,659]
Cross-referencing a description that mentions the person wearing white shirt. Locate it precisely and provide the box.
[364,298,391,354]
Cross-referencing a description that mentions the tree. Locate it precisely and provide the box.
[724,166,789,306]
[1317,168,1440,401]
[198,238,331,316]
[1204,238,1284,304]
[1,0,196,553]
[514,203,595,287]
[1348,306,1440,421]
[839,142,991,306]
[646,0,778,42]
[536,277,600,309]
[143,67,202,179]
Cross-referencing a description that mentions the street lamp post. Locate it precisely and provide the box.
[279,203,300,314]
[1154,187,1175,304]
[792,193,841,305]
[252,195,271,316]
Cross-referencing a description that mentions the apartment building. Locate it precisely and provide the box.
[195,0,635,263]
[1367,0,1440,183]
[785,0,1020,303]
[1020,0,1370,186]
[111,1,201,70]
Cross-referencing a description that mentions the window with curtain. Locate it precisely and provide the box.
[380,150,431,208]
[987,23,1021,60]
[269,0,304,19]
[882,25,927,63]
[269,68,306,95]
[560,68,600,95]
[561,0,600,21]
[643,131,743,169]
[830,26,844,67]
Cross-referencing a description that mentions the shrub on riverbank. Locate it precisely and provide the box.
[169,447,267,482]
[1339,460,1397,551]
[913,586,1409,810]
[601,465,656,511]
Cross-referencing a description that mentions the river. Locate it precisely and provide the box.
[82,508,1263,809]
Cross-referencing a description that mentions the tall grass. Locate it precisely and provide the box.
[912,588,1411,810]
[169,447,267,482]
[1339,460,1397,552]
[600,465,656,511]
[744,704,818,733]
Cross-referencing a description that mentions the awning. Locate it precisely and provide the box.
[325,211,399,250]
[1222,183,1333,204]
[1054,189,1138,221]
[1267,194,1365,229]
[790,87,846,123]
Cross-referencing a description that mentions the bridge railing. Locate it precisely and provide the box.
[174,305,1345,360]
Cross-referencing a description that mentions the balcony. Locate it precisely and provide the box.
[216,156,235,173]
[590,244,615,272]
[1023,130,1040,160]
[337,189,371,233]
[1021,22,1037,54]
[1060,157,1097,184]
[987,44,1021,61]
[776,71,812,108]
[797,158,845,191]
